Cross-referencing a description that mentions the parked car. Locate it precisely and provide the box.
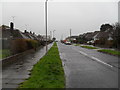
[65,41,71,45]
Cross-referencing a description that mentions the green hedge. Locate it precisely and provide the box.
[11,39,39,54]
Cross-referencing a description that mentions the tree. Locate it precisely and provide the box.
[112,22,120,49]
[52,37,56,41]
[100,24,113,32]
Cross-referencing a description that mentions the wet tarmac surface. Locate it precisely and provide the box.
[2,43,53,89]
[72,45,119,69]
[58,42,118,88]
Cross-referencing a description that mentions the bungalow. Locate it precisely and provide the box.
[1,22,34,49]
[22,30,39,40]
[93,31,113,41]
[93,31,114,47]
[65,36,79,43]
[42,35,51,41]
[78,31,99,44]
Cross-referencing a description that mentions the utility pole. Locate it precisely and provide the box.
[53,30,56,38]
[25,24,28,30]
[11,16,15,23]
[45,0,48,52]
[50,31,52,40]
[61,34,63,40]
[70,29,71,42]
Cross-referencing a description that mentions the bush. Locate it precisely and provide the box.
[11,39,28,54]
[11,39,39,54]
[26,39,39,50]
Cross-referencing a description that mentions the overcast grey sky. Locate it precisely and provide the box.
[0,0,119,40]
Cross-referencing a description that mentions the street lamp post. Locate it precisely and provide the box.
[53,30,56,39]
[11,16,15,23]
[50,31,52,40]
[70,29,71,42]
[45,0,48,52]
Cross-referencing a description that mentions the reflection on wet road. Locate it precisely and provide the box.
[2,44,53,88]
[58,42,118,88]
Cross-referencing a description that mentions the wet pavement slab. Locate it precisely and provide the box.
[2,43,53,89]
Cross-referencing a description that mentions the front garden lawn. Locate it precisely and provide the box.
[81,46,98,49]
[98,49,120,56]
[74,44,80,46]
[0,49,11,59]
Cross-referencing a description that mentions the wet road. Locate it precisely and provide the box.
[58,42,118,88]
[2,43,53,89]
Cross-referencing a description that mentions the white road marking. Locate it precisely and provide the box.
[79,51,88,56]
[73,47,113,68]
[91,56,113,67]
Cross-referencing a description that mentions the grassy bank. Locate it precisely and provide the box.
[19,42,65,88]
[98,49,120,56]
[0,49,11,59]
[81,46,98,49]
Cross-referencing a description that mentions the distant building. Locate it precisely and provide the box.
[42,35,51,41]
[65,36,79,43]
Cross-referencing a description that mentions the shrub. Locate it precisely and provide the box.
[11,39,28,54]
[26,39,39,50]
[11,39,39,54]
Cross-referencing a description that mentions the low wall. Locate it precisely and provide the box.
[2,49,35,67]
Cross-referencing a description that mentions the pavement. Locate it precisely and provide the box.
[2,43,53,89]
[58,42,119,88]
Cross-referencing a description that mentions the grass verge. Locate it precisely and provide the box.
[74,44,80,46]
[0,49,11,59]
[19,42,65,88]
[81,46,98,49]
[98,49,120,56]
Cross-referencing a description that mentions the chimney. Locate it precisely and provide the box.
[24,30,27,33]
[10,22,14,30]
[30,31,32,34]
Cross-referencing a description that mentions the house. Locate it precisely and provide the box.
[77,31,99,44]
[1,22,35,49]
[42,35,51,41]
[94,30,113,41]
[23,30,39,40]
[37,35,44,41]
[65,36,79,43]
[1,25,13,49]
[93,30,114,47]
[84,32,93,41]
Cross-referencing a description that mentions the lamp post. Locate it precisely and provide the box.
[11,16,15,23]
[53,30,56,38]
[70,29,71,42]
[45,0,48,52]
[50,31,52,40]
